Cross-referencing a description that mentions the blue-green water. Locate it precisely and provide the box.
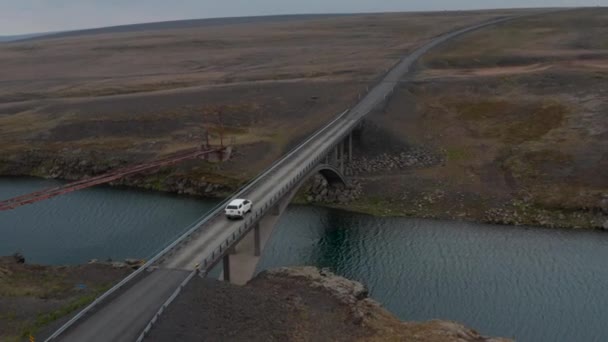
[0,178,217,264]
[2,178,608,341]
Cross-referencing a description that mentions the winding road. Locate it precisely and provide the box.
[49,14,532,342]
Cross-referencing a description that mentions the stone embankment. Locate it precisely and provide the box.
[302,174,362,204]
[0,150,232,197]
[345,147,443,176]
[301,147,441,205]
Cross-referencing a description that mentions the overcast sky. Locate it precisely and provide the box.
[1,0,606,35]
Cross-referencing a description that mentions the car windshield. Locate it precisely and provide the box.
[227,205,238,209]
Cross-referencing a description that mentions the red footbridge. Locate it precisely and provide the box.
[0,147,224,211]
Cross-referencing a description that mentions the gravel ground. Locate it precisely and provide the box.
[146,273,371,342]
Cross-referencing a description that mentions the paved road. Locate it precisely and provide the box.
[52,15,520,342]
[59,269,189,342]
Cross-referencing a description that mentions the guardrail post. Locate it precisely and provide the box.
[254,223,261,257]
[223,255,231,282]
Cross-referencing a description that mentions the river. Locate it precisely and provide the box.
[1,178,607,341]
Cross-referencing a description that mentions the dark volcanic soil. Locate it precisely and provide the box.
[146,277,367,342]
[146,267,509,342]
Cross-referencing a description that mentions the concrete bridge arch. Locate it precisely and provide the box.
[223,163,348,284]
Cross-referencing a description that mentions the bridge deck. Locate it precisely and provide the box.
[59,269,189,342]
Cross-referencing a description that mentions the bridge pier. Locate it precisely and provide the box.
[222,255,230,282]
[220,214,280,285]
[219,165,349,285]
[339,141,344,174]
[254,223,261,257]
[333,145,339,164]
[348,133,353,162]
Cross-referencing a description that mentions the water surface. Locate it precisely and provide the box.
[2,178,608,341]
[0,177,217,264]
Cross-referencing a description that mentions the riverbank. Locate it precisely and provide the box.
[2,167,606,231]
[2,260,507,342]
[0,254,131,341]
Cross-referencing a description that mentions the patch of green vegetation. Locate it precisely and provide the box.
[452,98,568,144]
[185,167,242,189]
[500,103,566,144]
[427,54,548,69]
[340,197,414,217]
[140,168,174,191]
[502,149,573,182]
[20,287,109,339]
[455,99,513,121]
[0,267,68,298]
[29,159,55,178]
[444,147,473,162]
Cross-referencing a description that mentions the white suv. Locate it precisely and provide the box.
[225,199,252,219]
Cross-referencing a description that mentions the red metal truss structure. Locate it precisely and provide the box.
[0,148,223,211]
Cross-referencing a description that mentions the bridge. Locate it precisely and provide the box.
[45,15,525,342]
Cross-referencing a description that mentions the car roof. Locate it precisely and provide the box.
[228,199,248,206]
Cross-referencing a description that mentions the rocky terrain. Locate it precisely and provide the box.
[333,8,608,229]
[300,174,363,204]
[0,10,531,203]
[147,266,510,342]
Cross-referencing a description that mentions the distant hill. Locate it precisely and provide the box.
[0,33,51,42]
[15,14,349,42]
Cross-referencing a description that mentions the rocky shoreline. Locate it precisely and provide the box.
[0,151,233,198]
[2,148,606,230]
